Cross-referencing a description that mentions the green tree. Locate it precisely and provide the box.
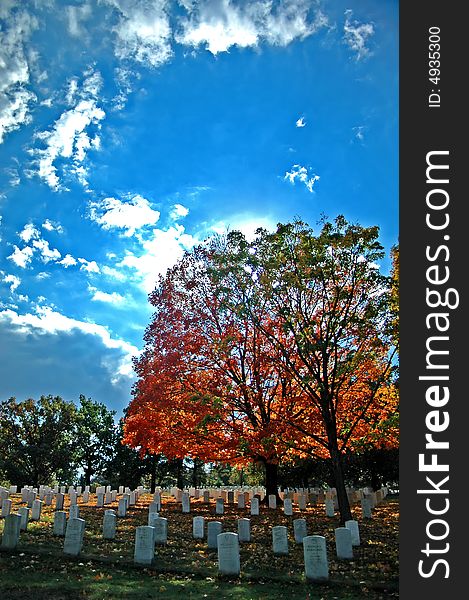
[102,418,146,490]
[209,216,397,523]
[75,394,117,485]
[0,395,77,487]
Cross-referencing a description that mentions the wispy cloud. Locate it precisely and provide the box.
[34,70,105,190]
[103,0,172,68]
[284,164,320,192]
[296,116,306,128]
[343,9,374,61]
[0,6,38,144]
[2,273,21,293]
[89,288,127,306]
[90,194,161,236]
[176,0,328,55]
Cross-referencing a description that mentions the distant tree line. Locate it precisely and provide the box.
[0,393,397,492]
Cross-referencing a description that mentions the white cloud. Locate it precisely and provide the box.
[3,273,21,292]
[343,9,374,61]
[19,223,40,243]
[101,265,128,282]
[296,116,306,128]
[90,288,126,305]
[0,8,38,144]
[0,305,139,380]
[118,224,198,292]
[7,245,34,268]
[176,0,328,55]
[284,164,320,192]
[352,125,366,142]
[31,238,61,263]
[34,70,105,190]
[170,203,189,219]
[58,254,77,268]
[42,219,64,233]
[103,0,172,67]
[78,258,100,273]
[90,194,161,236]
[65,2,92,38]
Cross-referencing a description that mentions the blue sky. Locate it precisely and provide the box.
[0,0,398,417]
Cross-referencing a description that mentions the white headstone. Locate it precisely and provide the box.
[335,527,353,559]
[345,519,360,546]
[293,518,307,543]
[303,535,329,581]
[217,532,240,576]
[31,499,43,521]
[53,511,67,536]
[19,506,29,531]
[237,494,245,509]
[97,493,104,508]
[215,498,224,514]
[27,491,37,508]
[1,498,12,517]
[63,518,85,556]
[268,494,277,509]
[103,511,117,539]
[9,485,17,494]
[134,525,155,565]
[69,491,78,505]
[237,518,251,542]
[298,494,307,511]
[152,517,168,545]
[182,492,190,513]
[361,497,372,518]
[1,513,21,549]
[207,521,222,549]
[283,498,293,516]
[272,525,289,555]
[193,516,205,539]
[203,490,210,503]
[69,504,79,520]
[325,499,335,517]
[250,498,259,516]
[118,498,127,517]
[55,493,64,511]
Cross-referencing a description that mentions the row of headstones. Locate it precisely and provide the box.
[132,519,359,581]
[172,492,376,520]
[2,504,361,584]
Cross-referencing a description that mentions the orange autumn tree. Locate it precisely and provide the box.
[123,244,303,498]
[207,217,398,524]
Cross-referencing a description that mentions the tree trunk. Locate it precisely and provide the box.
[150,455,157,493]
[328,444,352,525]
[264,461,282,504]
[176,458,184,489]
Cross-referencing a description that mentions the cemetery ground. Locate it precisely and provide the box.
[0,493,399,599]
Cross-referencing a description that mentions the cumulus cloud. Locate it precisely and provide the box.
[2,273,21,292]
[58,254,78,268]
[170,203,189,219]
[102,0,172,67]
[31,238,61,263]
[118,224,198,292]
[78,258,100,273]
[7,245,34,268]
[90,288,126,305]
[284,164,320,192]
[90,194,161,236]
[0,305,139,383]
[176,0,328,55]
[0,7,38,144]
[343,9,374,61]
[19,223,40,243]
[34,70,105,190]
[296,116,306,128]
